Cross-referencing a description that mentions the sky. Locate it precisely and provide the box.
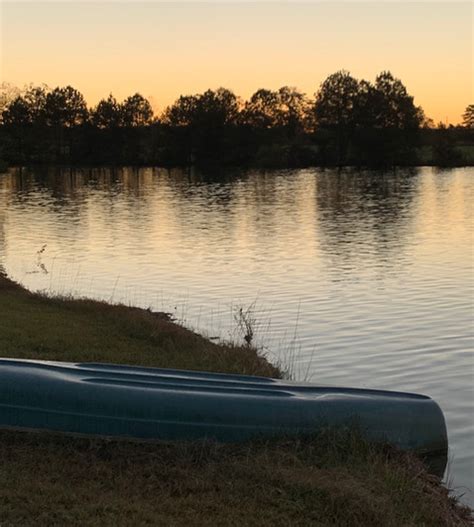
[0,1,472,124]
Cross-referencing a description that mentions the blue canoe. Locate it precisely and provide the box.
[0,359,447,464]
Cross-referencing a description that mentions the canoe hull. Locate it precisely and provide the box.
[0,359,447,464]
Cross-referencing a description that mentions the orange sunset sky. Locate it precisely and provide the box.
[1,1,472,124]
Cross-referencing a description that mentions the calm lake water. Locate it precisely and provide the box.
[0,166,472,505]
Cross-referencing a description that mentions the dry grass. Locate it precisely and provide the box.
[0,430,471,527]
[0,272,472,526]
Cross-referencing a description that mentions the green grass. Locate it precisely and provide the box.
[0,274,279,377]
[0,273,472,526]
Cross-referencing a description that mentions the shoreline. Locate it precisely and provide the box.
[1,158,474,172]
[0,272,472,525]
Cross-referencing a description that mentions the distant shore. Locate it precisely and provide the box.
[0,272,471,525]
[1,143,473,171]
[1,142,473,171]
[1,145,473,176]
[1,76,473,171]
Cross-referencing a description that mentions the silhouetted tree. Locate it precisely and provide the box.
[1,96,31,126]
[462,104,474,128]
[121,93,153,127]
[91,94,122,128]
[0,82,21,119]
[162,88,240,163]
[164,88,239,129]
[0,95,32,161]
[277,86,312,134]
[0,74,469,168]
[240,89,279,129]
[1,86,48,126]
[41,86,88,162]
[314,71,359,163]
[162,94,197,127]
[352,72,423,165]
[1,86,50,162]
[196,88,240,128]
[432,122,462,166]
[242,87,311,134]
[44,86,88,127]
[315,71,359,128]
[371,71,423,129]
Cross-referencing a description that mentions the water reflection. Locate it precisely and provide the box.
[314,169,420,278]
[0,166,472,505]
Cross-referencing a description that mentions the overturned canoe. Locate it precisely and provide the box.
[0,359,447,460]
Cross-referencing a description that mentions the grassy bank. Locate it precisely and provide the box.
[0,273,471,526]
[0,274,278,377]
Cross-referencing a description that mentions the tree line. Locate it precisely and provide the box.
[1,71,472,168]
